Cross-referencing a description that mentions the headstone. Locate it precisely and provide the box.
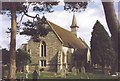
[25,73,28,79]
[60,68,66,78]
[72,67,77,75]
[32,70,38,79]
[81,66,85,74]
[118,72,120,77]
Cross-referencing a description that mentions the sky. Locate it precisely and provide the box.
[0,0,119,49]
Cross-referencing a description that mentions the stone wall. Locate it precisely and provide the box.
[27,25,62,73]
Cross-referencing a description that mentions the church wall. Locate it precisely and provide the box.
[39,31,62,72]
[61,46,75,72]
[27,29,62,73]
[27,39,40,73]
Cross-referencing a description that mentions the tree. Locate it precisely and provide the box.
[16,49,31,72]
[2,49,10,79]
[101,0,120,72]
[2,2,27,79]
[2,49,10,66]
[102,0,119,50]
[91,20,116,73]
[21,16,52,42]
[2,49,31,75]
[1,1,61,79]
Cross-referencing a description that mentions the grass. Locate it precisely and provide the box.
[86,73,118,79]
[16,71,118,79]
[65,73,89,79]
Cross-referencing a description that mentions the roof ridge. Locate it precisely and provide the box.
[47,20,79,40]
[48,21,74,34]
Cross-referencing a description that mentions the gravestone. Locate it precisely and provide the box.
[60,68,66,78]
[32,70,38,79]
[25,73,28,79]
[81,66,85,74]
[72,67,77,75]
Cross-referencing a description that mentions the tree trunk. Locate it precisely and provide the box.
[102,1,119,52]
[101,0,120,72]
[9,3,17,79]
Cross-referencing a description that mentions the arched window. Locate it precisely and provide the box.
[41,41,46,57]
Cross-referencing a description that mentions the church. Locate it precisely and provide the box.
[20,14,91,73]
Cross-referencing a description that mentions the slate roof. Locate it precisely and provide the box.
[46,19,87,50]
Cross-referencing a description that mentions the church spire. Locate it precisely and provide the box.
[70,13,79,37]
[70,13,79,28]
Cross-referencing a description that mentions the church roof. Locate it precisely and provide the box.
[46,20,87,50]
[70,14,79,28]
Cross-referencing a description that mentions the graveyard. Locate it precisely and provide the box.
[15,66,118,79]
[16,71,118,79]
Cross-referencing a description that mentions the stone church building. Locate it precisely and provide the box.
[20,14,91,73]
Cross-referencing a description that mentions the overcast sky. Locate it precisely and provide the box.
[0,0,119,49]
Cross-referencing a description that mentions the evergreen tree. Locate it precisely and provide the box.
[90,20,116,73]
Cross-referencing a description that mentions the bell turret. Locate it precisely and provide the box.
[70,14,79,37]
